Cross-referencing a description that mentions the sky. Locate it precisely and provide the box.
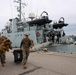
[0,0,76,35]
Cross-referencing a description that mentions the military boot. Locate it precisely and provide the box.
[23,63,27,69]
[1,63,5,67]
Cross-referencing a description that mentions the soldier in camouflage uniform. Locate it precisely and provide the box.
[20,33,31,68]
[0,35,12,67]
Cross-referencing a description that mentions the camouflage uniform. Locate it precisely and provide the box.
[30,40,34,48]
[0,52,5,66]
[20,35,31,67]
[0,37,12,66]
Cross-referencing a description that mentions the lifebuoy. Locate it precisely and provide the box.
[36,32,40,37]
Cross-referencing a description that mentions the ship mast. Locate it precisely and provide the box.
[19,0,21,21]
[14,0,27,21]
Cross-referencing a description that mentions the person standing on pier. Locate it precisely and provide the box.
[20,33,32,69]
[0,35,12,67]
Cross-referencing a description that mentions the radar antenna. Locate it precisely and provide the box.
[14,0,27,21]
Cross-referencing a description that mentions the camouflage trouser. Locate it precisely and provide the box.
[3,52,6,61]
[22,46,29,65]
[0,52,5,65]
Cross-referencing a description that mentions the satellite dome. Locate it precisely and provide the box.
[28,13,35,20]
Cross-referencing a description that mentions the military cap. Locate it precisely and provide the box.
[25,33,29,36]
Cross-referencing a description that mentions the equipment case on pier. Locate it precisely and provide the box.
[13,50,23,63]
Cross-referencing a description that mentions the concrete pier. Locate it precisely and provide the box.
[0,50,76,75]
